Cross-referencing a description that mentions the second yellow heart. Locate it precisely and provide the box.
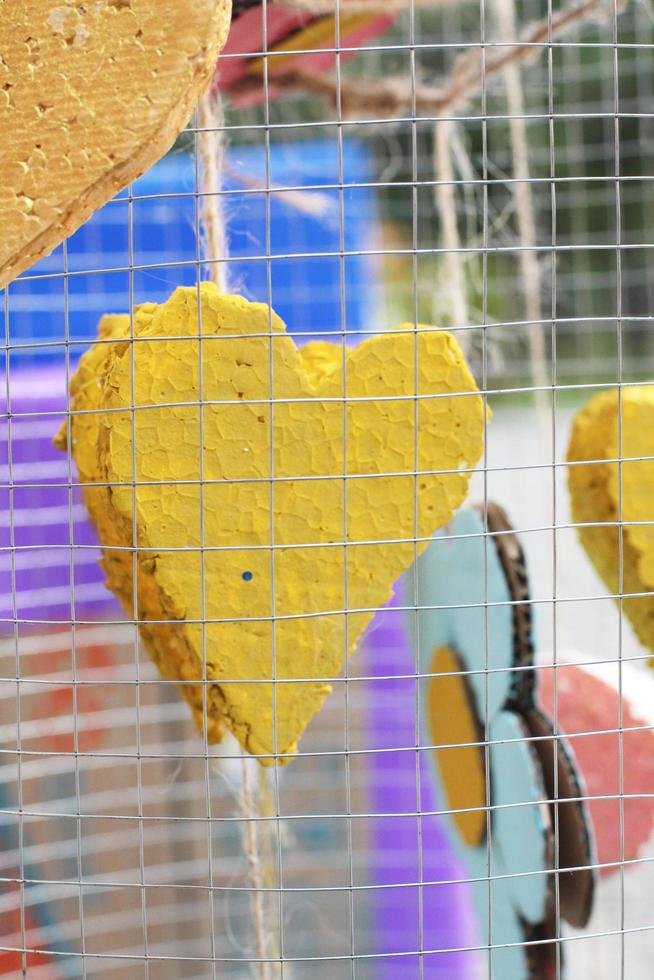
[56,282,485,762]
[568,386,654,660]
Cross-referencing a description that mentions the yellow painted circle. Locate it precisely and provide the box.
[427,645,487,847]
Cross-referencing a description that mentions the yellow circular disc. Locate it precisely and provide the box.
[427,645,487,847]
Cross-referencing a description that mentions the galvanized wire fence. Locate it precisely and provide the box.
[2,0,654,977]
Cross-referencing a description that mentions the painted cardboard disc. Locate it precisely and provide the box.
[539,661,654,875]
[214,4,313,94]
[523,707,595,929]
[481,502,536,709]
[490,711,552,928]
[412,501,598,976]
[248,11,396,79]
[411,507,515,723]
[213,3,397,106]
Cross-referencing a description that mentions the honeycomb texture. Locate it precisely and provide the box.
[56,282,486,762]
[568,387,654,661]
[1,0,231,287]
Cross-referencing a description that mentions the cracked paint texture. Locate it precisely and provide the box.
[1,0,231,287]
[568,386,654,662]
[56,282,485,762]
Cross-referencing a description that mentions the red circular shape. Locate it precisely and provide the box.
[538,664,654,876]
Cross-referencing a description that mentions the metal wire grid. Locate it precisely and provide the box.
[3,0,654,977]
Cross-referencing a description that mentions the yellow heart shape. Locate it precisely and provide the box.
[1,0,230,288]
[568,386,654,659]
[56,282,485,761]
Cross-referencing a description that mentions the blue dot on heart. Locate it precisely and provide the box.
[242,571,253,582]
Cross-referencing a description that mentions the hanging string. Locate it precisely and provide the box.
[433,118,469,335]
[198,89,229,292]
[240,754,272,980]
[494,0,550,418]
[197,88,275,977]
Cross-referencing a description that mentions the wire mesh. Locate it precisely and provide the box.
[3,0,654,977]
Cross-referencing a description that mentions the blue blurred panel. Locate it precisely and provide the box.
[2,139,380,367]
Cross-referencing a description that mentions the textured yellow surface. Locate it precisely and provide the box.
[1,0,231,288]
[568,386,654,659]
[56,283,485,762]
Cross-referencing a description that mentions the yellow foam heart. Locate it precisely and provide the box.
[1,0,230,288]
[56,282,485,762]
[568,386,654,660]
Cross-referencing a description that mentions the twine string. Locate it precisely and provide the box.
[433,118,469,333]
[198,89,229,292]
[240,754,272,980]
[494,0,550,416]
[198,88,273,979]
